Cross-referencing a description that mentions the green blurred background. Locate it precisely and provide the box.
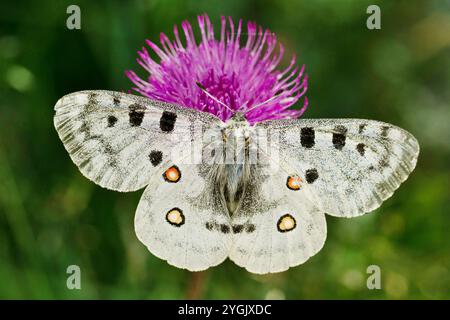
[0,0,449,299]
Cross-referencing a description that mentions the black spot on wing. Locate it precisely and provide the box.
[332,125,347,150]
[359,123,367,134]
[160,111,177,132]
[220,224,230,234]
[356,143,366,156]
[301,127,315,148]
[232,224,244,234]
[113,97,120,106]
[381,125,390,138]
[82,92,98,115]
[245,224,255,233]
[107,115,118,127]
[305,168,319,183]
[232,223,255,233]
[129,104,145,126]
[87,92,97,106]
[149,150,163,166]
[206,222,253,234]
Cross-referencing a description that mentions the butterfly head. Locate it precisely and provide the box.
[230,111,247,123]
[222,111,252,142]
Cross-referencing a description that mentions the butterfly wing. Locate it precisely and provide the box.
[229,160,327,274]
[254,118,419,217]
[135,162,232,271]
[229,118,418,273]
[54,90,221,192]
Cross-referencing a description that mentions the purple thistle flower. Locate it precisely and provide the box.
[126,14,308,124]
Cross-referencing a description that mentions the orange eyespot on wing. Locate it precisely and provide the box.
[286,175,302,190]
[163,165,181,183]
[165,208,185,227]
[277,214,297,233]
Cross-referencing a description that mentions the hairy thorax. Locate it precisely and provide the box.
[216,113,253,216]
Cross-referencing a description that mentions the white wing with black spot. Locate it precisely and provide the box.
[229,160,327,274]
[54,90,220,192]
[135,162,232,271]
[255,119,419,217]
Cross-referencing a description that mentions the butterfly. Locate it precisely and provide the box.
[54,90,419,274]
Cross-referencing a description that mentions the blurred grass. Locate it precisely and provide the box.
[0,0,449,299]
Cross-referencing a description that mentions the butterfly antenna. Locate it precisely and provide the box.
[243,90,283,115]
[196,82,234,114]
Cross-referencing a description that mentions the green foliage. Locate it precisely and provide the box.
[0,0,449,299]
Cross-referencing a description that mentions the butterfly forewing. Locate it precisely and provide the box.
[255,118,419,217]
[54,90,221,192]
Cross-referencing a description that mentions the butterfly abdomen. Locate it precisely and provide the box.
[216,163,247,215]
[216,117,252,216]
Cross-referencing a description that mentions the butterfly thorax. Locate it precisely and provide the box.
[216,112,252,215]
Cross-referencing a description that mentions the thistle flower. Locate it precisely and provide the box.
[126,14,308,124]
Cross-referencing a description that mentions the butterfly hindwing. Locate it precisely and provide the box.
[135,162,232,271]
[54,90,220,192]
[229,160,327,274]
[255,118,419,217]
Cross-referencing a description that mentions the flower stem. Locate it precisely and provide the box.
[186,271,208,299]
